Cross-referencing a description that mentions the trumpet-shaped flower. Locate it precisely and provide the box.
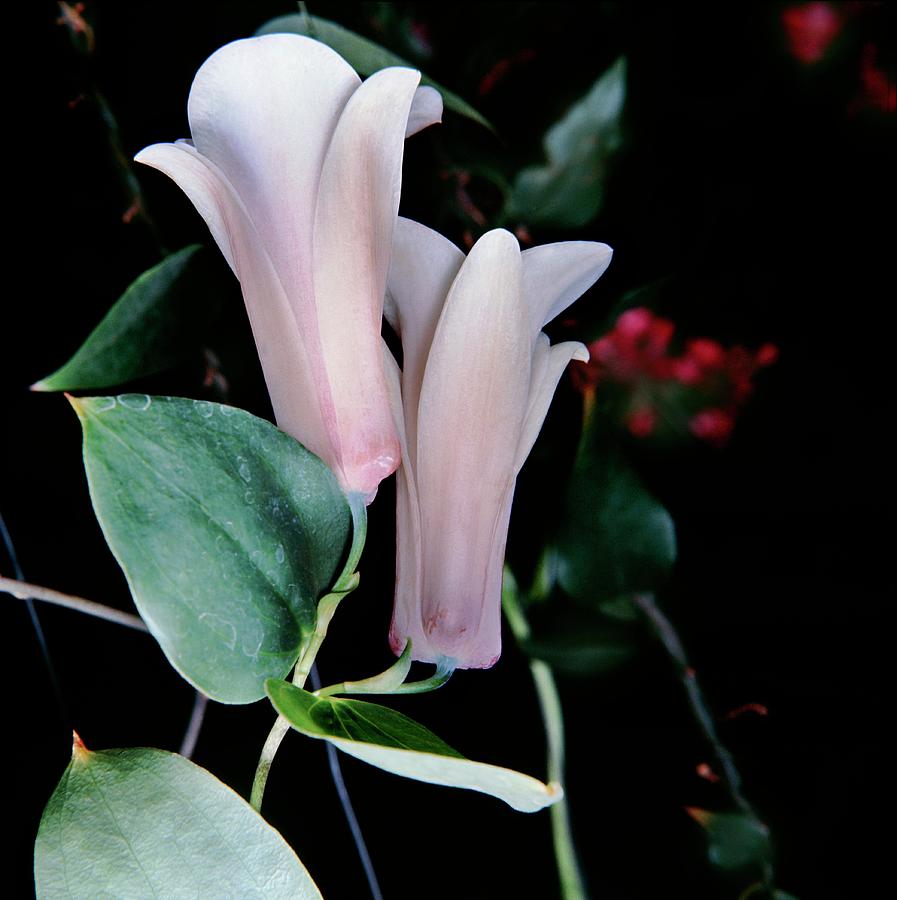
[384,218,612,668]
[135,34,442,499]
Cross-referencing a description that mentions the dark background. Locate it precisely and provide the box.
[5,2,893,897]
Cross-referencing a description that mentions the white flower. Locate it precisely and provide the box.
[384,218,612,667]
[136,34,442,500]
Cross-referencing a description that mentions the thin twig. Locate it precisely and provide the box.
[309,664,383,900]
[632,593,754,816]
[1,513,67,717]
[633,592,774,889]
[0,575,148,632]
[179,691,209,759]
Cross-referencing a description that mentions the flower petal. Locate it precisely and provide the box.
[405,86,444,137]
[134,141,334,473]
[515,336,589,474]
[386,217,465,457]
[382,345,425,658]
[134,142,238,272]
[521,241,613,331]
[186,34,360,307]
[412,229,529,666]
[312,66,424,496]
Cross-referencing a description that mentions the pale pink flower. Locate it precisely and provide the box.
[384,219,612,667]
[135,35,442,499]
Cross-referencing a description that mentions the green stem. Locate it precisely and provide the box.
[250,497,367,813]
[503,583,588,900]
[531,659,587,900]
[335,493,368,592]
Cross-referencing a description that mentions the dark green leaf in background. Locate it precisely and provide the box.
[74,395,350,703]
[523,608,641,676]
[689,809,773,871]
[33,246,214,392]
[257,13,492,130]
[509,57,626,228]
[35,742,322,899]
[554,417,677,604]
[266,679,561,812]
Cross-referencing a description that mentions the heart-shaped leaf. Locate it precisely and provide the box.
[73,395,350,703]
[257,13,492,130]
[266,679,561,813]
[35,740,321,899]
[33,246,213,392]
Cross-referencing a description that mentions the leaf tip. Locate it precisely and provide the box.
[30,378,51,392]
[685,806,713,828]
[64,392,85,417]
[72,730,90,760]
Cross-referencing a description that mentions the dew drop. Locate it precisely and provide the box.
[119,393,152,411]
[239,462,252,483]
[193,399,214,418]
[275,544,285,564]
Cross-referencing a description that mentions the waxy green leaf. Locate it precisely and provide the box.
[35,742,321,899]
[266,680,561,813]
[33,246,213,392]
[509,57,626,228]
[74,395,350,703]
[554,421,676,604]
[257,13,492,130]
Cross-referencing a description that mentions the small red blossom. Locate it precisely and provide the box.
[689,408,735,446]
[859,42,896,113]
[696,762,720,783]
[626,407,658,438]
[782,2,843,65]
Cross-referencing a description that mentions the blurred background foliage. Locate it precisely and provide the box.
[6,1,893,897]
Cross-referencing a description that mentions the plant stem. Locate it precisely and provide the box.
[0,575,148,632]
[632,592,774,889]
[250,497,367,813]
[250,715,292,811]
[503,583,588,900]
[531,659,588,900]
[179,691,209,759]
[632,592,754,816]
[1,512,67,720]
[309,665,384,900]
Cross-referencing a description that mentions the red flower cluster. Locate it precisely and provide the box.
[573,307,778,446]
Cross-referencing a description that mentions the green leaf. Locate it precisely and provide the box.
[257,13,492,130]
[73,395,350,703]
[35,741,321,899]
[33,246,213,392]
[509,57,626,228]
[554,421,676,604]
[691,810,773,871]
[266,680,561,813]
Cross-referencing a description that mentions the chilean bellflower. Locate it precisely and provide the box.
[384,218,612,668]
[136,34,442,500]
